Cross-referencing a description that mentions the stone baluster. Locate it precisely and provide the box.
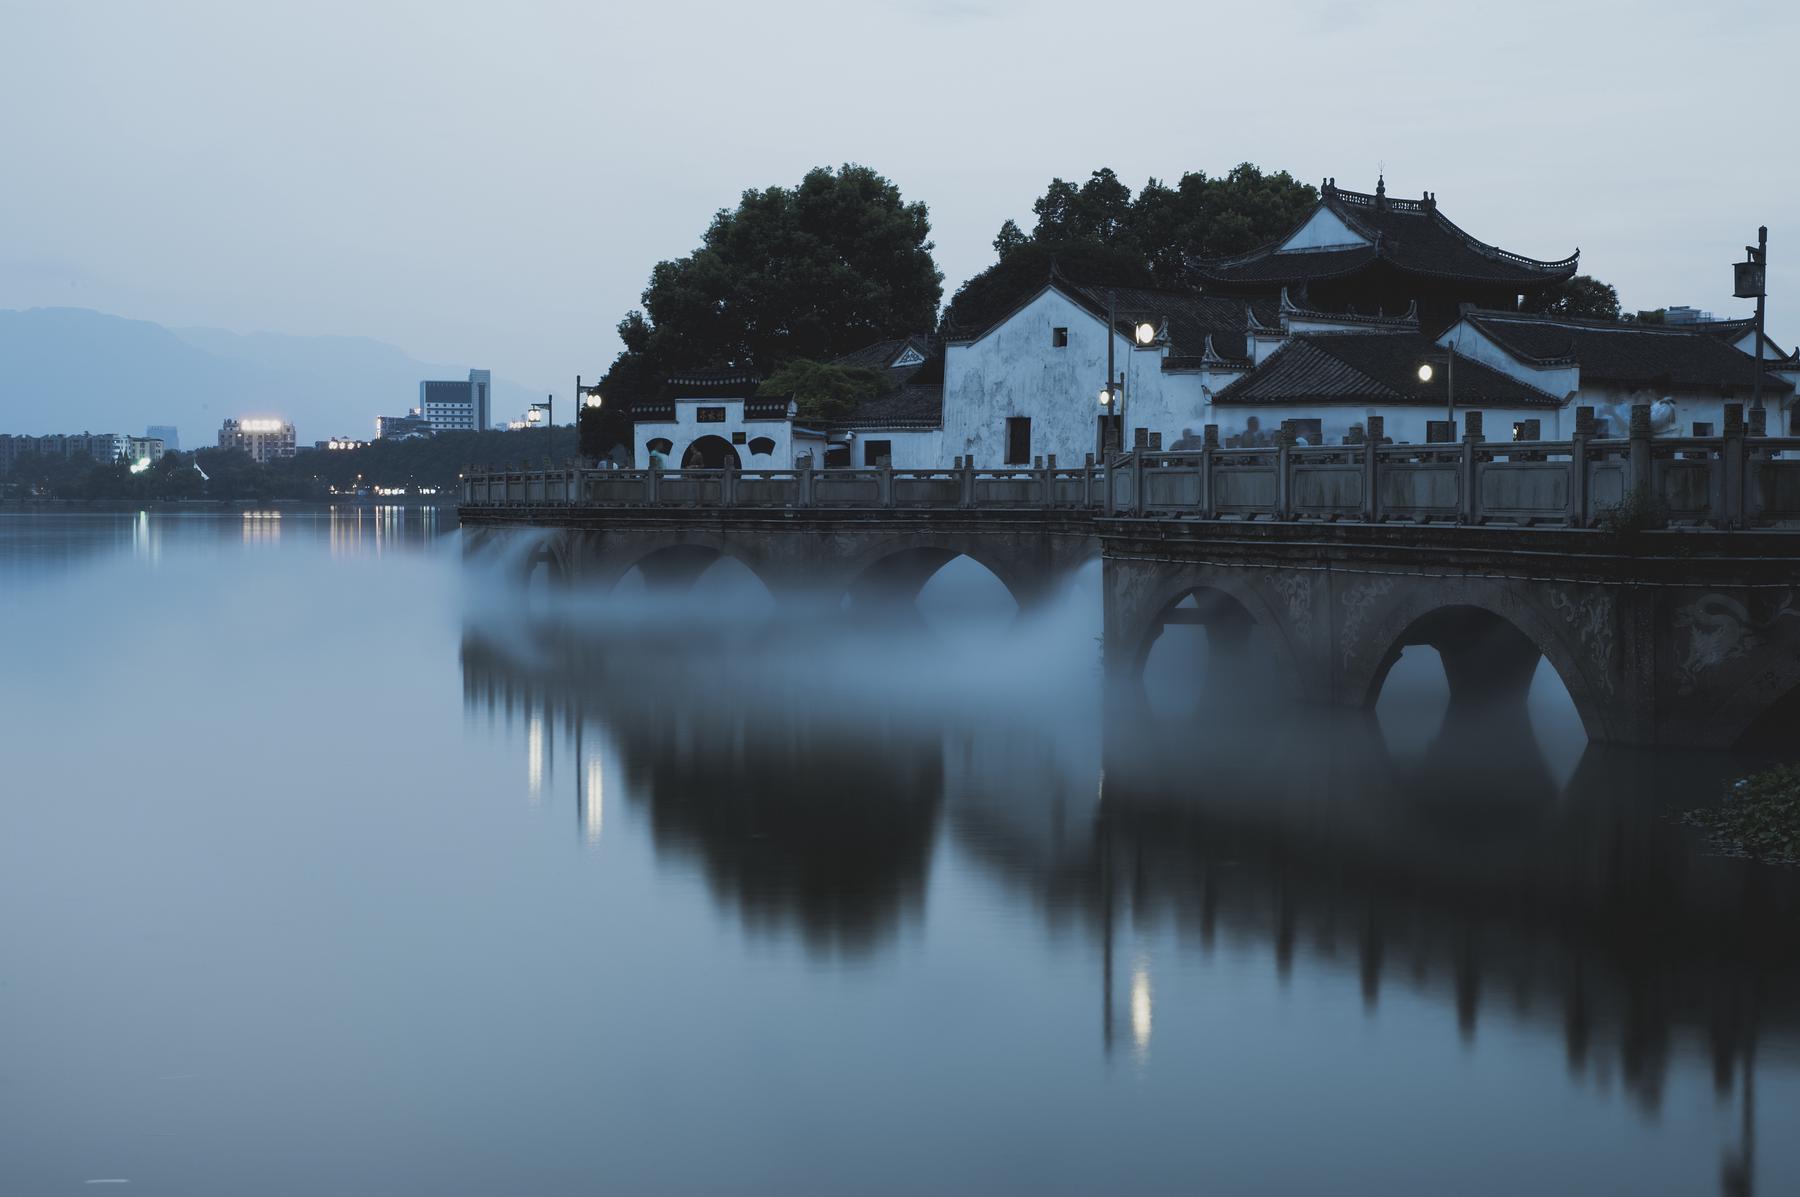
[1461,411,1483,523]
[1722,402,1746,528]
[1568,424,1588,527]
[1363,420,1381,523]
[1201,425,1219,520]
[1275,425,1294,520]
[1628,404,1654,514]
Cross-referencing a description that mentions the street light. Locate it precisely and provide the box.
[528,396,553,460]
[1417,347,1457,434]
[1134,321,1157,346]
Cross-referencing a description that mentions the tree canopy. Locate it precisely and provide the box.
[1519,275,1622,321]
[941,164,1318,335]
[599,164,942,409]
[757,359,889,423]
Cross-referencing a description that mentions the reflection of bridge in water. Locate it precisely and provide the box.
[462,423,1800,749]
[459,615,1800,1155]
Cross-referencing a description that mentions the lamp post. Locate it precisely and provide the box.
[527,396,552,461]
[575,375,605,464]
[1097,293,1160,453]
[1734,226,1769,413]
[1418,344,1456,436]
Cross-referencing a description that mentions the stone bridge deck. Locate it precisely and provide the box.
[460,427,1800,749]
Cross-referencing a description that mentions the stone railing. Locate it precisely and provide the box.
[463,455,1106,514]
[461,407,1800,530]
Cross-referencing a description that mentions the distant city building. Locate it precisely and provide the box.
[146,424,180,452]
[1663,306,1716,325]
[419,368,491,433]
[376,411,434,440]
[0,432,129,474]
[126,435,165,471]
[218,417,297,464]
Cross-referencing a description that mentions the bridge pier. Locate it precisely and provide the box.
[1103,523,1800,751]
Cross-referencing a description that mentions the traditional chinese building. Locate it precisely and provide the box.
[1188,177,1580,333]
[623,177,1794,467]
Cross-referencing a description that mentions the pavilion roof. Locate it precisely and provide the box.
[1189,179,1579,290]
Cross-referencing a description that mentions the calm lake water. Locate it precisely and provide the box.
[3,508,1798,1195]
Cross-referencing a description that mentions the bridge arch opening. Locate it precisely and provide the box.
[1370,606,1586,784]
[843,548,1024,629]
[610,544,772,608]
[681,435,739,470]
[1139,585,1291,715]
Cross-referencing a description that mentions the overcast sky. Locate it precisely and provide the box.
[2,0,1795,403]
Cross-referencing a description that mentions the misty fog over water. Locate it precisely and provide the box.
[3,509,1798,1195]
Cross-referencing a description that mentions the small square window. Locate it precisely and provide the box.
[1052,327,1069,348]
[1692,422,1715,437]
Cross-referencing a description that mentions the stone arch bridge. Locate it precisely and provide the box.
[464,509,1102,615]
[462,503,1799,750]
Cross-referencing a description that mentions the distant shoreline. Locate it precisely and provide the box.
[0,498,458,512]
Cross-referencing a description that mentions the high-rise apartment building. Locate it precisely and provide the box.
[418,368,491,433]
[146,425,180,452]
[218,418,297,464]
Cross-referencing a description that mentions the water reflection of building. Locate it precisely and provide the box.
[462,626,944,955]
[458,598,1799,1182]
[241,510,282,545]
[328,505,438,558]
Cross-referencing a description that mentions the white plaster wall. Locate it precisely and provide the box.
[831,429,944,468]
[632,398,799,466]
[942,287,1223,465]
[943,289,1116,465]
[1275,207,1369,252]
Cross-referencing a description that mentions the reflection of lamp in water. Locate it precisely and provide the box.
[527,713,545,802]
[583,756,604,845]
[1130,959,1153,1055]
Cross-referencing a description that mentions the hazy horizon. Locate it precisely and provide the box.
[3,0,1796,414]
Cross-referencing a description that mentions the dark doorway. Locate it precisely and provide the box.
[681,435,740,469]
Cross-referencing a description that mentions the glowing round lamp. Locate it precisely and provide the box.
[1417,364,1434,383]
[1135,322,1156,346]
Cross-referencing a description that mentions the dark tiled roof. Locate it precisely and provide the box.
[1464,311,1796,394]
[1058,279,1280,361]
[822,335,945,429]
[663,368,763,391]
[1191,181,1579,289]
[1213,332,1564,408]
[832,335,935,375]
[821,383,944,431]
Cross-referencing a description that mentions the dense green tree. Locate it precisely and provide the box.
[1521,274,1623,321]
[598,164,942,409]
[940,164,1317,334]
[758,359,889,422]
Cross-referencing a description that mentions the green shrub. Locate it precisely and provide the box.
[1684,765,1800,864]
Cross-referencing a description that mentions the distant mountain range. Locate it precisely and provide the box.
[0,307,540,448]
